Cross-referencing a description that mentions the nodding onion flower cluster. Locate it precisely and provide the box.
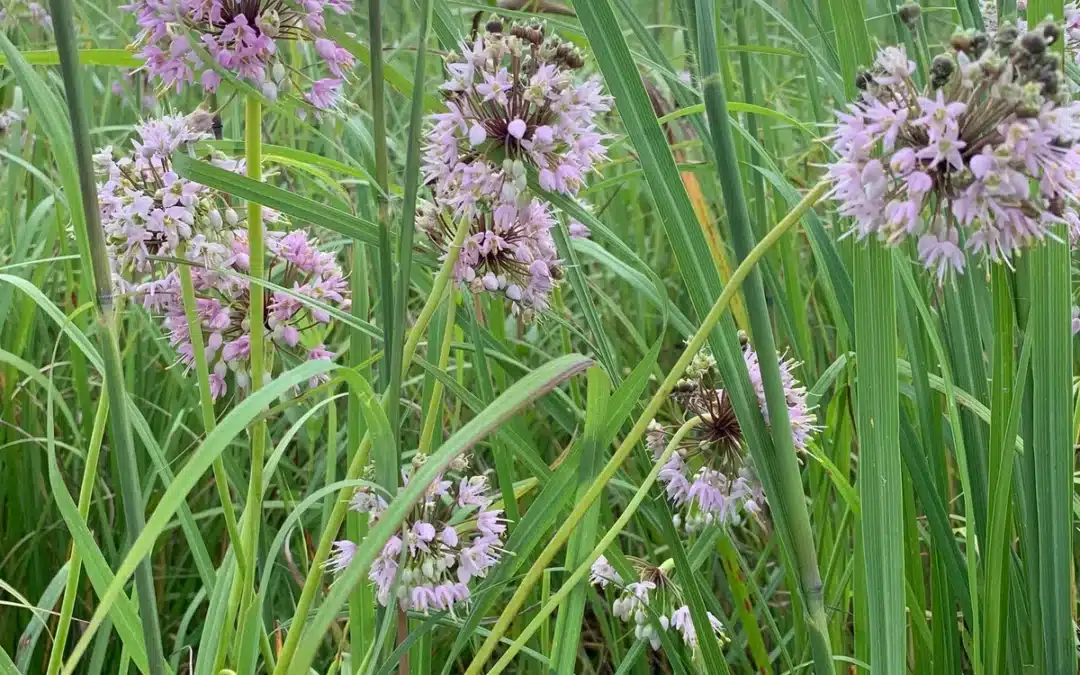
[649,342,815,534]
[419,17,611,319]
[825,21,1080,281]
[0,0,51,31]
[589,555,728,652]
[96,112,348,400]
[126,0,355,111]
[982,1,1080,69]
[329,453,508,614]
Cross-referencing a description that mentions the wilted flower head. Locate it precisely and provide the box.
[825,23,1080,280]
[330,453,507,614]
[126,0,354,109]
[592,556,727,652]
[417,18,612,320]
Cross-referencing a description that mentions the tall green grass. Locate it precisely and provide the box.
[0,0,1077,673]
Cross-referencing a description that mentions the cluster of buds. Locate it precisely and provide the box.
[125,0,354,111]
[419,17,611,319]
[826,20,1080,280]
[97,112,348,400]
[329,453,508,614]
[590,556,727,652]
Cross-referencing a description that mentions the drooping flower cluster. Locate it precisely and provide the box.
[825,23,1080,280]
[125,0,354,110]
[650,342,814,533]
[97,112,349,400]
[0,0,52,31]
[589,556,727,652]
[419,18,612,318]
[329,454,507,614]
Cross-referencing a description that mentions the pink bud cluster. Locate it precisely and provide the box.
[125,0,354,111]
[97,113,349,400]
[329,455,507,615]
[589,556,727,652]
[825,26,1080,281]
[419,20,611,319]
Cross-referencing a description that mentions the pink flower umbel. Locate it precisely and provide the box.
[825,23,1080,278]
[417,18,612,320]
[126,0,354,110]
[592,557,728,653]
[97,111,349,401]
[650,342,814,533]
[330,453,508,615]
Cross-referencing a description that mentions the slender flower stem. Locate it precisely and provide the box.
[696,3,833,671]
[272,217,470,675]
[176,248,247,576]
[485,416,703,675]
[237,91,268,638]
[49,2,165,673]
[418,292,458,454]
[463,180,830,675]
[46,393,109,675]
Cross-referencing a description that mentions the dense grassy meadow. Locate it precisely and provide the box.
[2,0,1079,673]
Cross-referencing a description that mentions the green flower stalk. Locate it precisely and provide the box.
[48,0,165,672]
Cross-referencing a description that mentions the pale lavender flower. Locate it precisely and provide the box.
[653,344,815,533]
[125,0,354,110]
[825,25,1080,278]
[589,555,622,588]
[331,454,507,615]
[98,114,349,400]
[670,605,728,650]
[417,19,612,320]
[1073,306,1080,335]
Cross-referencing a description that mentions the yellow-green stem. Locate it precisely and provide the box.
[237,91,267,649]
[271,217,470,675]
[485,417,703,674]
[418,292,458,454]
[46,393,110,675]
[463,179,829,675]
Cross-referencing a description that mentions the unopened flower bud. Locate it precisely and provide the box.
[898,3,920,28]
[1021,31,1047,54]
